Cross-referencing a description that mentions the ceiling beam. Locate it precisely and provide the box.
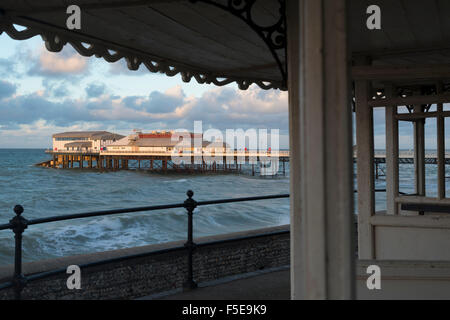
[6,0,185,15]
[353,44,450,61]
[368,92,450,107]
[352,64,450,81]
[396,111,450,121]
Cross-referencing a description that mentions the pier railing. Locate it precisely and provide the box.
[45,148,99,154]
[0,191,289,299]
[46,149,291,157]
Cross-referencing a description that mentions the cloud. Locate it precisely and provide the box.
[0,120,120,148]
[0,58,16,77]
[42,79,70,98]
[28,47,89,78]
[85,83,106,98]
[138,85,185,113]
[0,84,290,147]
[3,81,450,149]
[0,80,17,98]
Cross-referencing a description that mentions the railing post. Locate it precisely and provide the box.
[183,190,197,290]
[9,205,28,300]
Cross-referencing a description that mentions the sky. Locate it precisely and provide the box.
[0,33,448,149]
[0,34,289,148]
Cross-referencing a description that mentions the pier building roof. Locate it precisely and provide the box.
[108,132,229,148]
[52,131,125,141]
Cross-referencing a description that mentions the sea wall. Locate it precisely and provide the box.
[0,225,289,300]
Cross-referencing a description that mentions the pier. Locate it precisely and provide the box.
[39,149,290,176]
[38,150,450,172]
[38,131,290,176]
[371,151,450,165]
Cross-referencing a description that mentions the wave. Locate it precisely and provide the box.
[0,150,290,264]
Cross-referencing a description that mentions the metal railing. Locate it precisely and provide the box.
[45,149,290,157]
[0,191,289,299]
[45,149,99,154]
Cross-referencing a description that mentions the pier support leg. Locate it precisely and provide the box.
[287,0,354,299]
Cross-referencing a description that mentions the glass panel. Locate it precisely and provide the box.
[446,117,450,197]
[397,105,411,114]
[398,120,415,196]
[373,108,385,212]
[426,104,437,112]
[424,118,437,197]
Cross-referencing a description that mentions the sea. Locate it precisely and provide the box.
[0,148,449,265]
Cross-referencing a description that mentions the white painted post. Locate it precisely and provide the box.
[355,65,375,259]
[286,0,302,301]
[437,82,446,199]
[287,0,355,299]
[385,85,399,215]
[414,104,426,199]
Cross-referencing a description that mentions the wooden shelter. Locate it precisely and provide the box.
[1,0,450,299]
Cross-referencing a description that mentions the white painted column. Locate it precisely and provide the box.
[414,104,426,199]
[436,82,446,199]
[286,0,302,301]
[287,0,355,299]
[385,85,399,215]
[355,71,375,259]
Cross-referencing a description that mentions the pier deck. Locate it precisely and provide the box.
[38,150,449,177]
[41,150,290,176]
[371,151,450,165]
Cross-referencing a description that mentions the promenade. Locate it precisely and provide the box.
[139,267,290,300]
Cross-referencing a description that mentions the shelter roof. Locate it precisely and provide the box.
[2,0,450,92]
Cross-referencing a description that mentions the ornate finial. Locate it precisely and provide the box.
[10,205,27,234]
[14,205,24,216]
[186,190,194,198]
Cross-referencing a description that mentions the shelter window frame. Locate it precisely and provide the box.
[380,84,450,217]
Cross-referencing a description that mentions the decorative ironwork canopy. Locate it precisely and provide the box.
[2,0,450,95]
[0,0,287,90]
